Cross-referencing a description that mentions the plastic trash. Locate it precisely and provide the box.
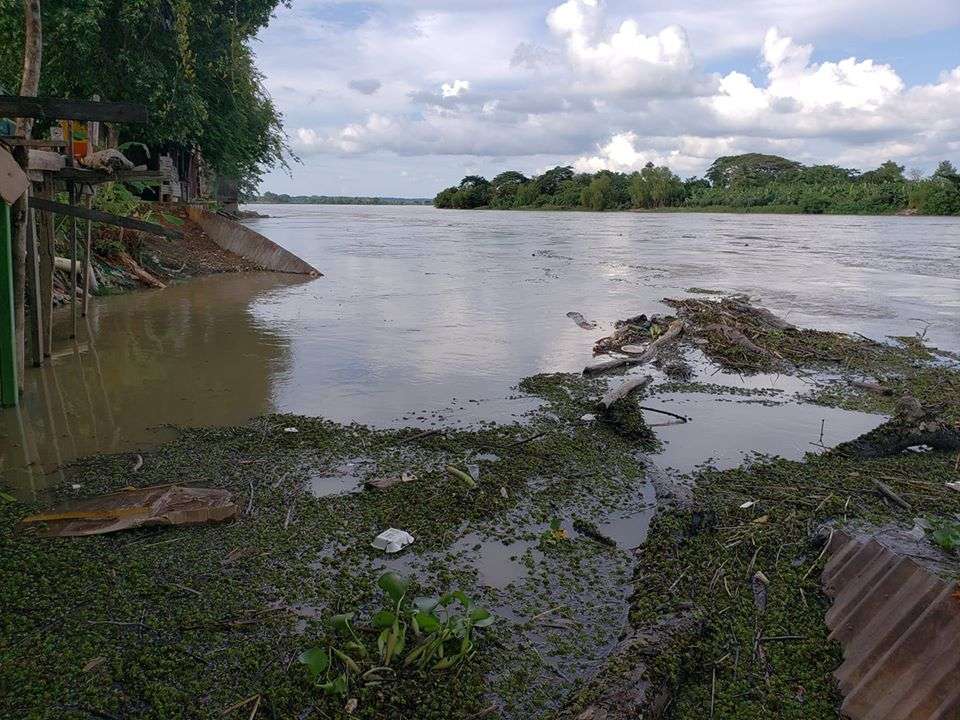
[371,528,414,553]
[284,427,299,433]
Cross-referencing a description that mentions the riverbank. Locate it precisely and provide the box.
[52,204,265,306]
[2,294,957,719]
[433,204,919,216]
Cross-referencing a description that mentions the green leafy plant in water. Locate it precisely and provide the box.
[297,611,367,696]
[929,518,960,553]
[538,517,569,548]
[403,590,495,671]
[298,572,495,696]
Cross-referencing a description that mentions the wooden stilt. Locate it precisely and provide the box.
[69,182,78,340]
[0,202,18,407]
[11,148,28,393]
[37,179,54,357]
[25,188,43,366]
[82,190,93,318]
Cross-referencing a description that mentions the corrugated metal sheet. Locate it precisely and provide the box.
[821,531,960,720]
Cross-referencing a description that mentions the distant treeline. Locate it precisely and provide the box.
[252,192,431,206]
[434,154,960,215]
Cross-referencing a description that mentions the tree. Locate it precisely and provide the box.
[490,171,527,208]
[580,175,614,210]
[800,165,858,184]
[860,160,905,184]
[705,153,801,188]
[0,0,292,192]
[537,166,574,196]
[629,163,684,208]
[909,180,960,215]
[932,161,960,186]
[16,0,41,137]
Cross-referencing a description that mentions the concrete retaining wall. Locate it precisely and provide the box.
[186,207,320,276]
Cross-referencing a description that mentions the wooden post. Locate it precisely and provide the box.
[25,189,43,365]
[37,178,54,357]
[11,147,28,392]
[0,202,18,406]
[69,182,77,339]
[82,191,93,317]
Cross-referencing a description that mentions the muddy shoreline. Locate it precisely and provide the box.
[2,296,958,719]
[51,204,264,308]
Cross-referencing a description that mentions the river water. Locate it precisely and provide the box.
[2,205,958,496]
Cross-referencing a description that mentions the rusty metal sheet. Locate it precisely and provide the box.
[822,531,960,720]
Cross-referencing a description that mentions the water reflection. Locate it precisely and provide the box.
[0,273,309,497]
[2,206,957,496]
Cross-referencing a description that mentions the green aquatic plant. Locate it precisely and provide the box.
[929,518,960,553]
[539,517,569,548]
[298,572,495,695]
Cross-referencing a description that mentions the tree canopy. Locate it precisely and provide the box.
[434,153,960,216]
[0,0,292,192]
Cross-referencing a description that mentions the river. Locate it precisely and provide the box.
[2,205,958,496]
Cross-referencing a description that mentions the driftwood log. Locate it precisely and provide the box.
[721,297,796,330]
[832,419,960,459]
[585,320,685,375]
[53,256,99,292]
[850,380,894,396]
[114,249,165,289]
[704,323,776,359]
[599,375,653,411]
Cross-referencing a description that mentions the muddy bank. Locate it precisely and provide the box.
[51,204,264,306]
[1,296,958,719]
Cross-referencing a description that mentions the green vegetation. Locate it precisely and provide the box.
[297,572,494,697]
[251,192,432,206]
[564,324,960,720]
[0,0,290,192]
[434,153,960,215]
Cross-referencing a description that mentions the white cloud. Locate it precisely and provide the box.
[547,0,703,94]
[266,0,960,194]
[441,79,471,98]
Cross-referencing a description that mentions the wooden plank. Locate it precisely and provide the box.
[28,196,183,240]
[0,96,148,123]
[0,138,67,148]
[54,168,164,184]
[26,149,65,172]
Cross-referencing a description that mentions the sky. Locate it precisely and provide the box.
[253,0,960,197]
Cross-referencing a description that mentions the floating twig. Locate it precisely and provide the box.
[637,405,689,423]
[873,479,910,509]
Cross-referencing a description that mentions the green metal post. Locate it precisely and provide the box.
[0,202,18,407]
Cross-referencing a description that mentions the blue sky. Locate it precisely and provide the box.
[253,0,960,196]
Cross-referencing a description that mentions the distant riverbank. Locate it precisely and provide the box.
[433,153,960,216]
[251,192,431,206]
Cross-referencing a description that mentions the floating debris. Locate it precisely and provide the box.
[18,485,238,537]
[371,528,414,554]
[566,311,597,330]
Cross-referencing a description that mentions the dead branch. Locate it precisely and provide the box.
[585,320,685,375]
[599,375,653,411]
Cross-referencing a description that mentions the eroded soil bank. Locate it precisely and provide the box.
[1,295,958,720]
[51,203,262,306]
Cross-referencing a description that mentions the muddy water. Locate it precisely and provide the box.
[3,205,959,495]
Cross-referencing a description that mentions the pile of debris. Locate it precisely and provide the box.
[585,295,899,376]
